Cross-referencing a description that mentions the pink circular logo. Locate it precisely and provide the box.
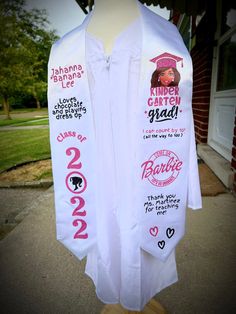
[66,171,87,194]
[141,150,182,187]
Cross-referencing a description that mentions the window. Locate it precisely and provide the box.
[217,33,236,91]
[221,4,236,35]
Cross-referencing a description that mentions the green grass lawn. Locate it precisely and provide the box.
[0,129,51,172]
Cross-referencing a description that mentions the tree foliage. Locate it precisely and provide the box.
[0,0,58,117]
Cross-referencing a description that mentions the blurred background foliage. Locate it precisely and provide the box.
[0,0,59,118]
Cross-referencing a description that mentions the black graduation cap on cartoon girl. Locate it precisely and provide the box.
[150,52,183,69]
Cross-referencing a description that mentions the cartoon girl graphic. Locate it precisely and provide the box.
[150,52,183,88]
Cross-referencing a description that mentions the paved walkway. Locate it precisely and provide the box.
[0,111,48,120]
[0,125,49,131]
[0,110,49,130]
[0,187,48,240]
[0,187,235,314]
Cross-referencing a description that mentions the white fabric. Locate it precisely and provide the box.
[48,2,202,311]
[48,24,97,260]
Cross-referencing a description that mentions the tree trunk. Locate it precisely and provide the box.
[33,93,41,110]
[36,98,41,109]
[3,95,11,120]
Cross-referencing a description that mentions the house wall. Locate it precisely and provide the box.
[191,45,213,143]
[172,3,236,192]
[190,7,216,143]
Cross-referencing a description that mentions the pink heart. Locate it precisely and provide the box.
[149,226,158,237]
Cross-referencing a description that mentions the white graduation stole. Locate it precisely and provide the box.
[48,3,201,262]
[135,7,200,262]
[48,23,97,260]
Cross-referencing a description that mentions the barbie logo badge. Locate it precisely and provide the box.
[141,149,183,187]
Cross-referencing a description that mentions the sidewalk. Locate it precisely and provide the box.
[0,125,49,131]
[0,111,48,120]
[0,187,235,314]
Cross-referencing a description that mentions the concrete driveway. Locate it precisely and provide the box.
[0,187,235,314]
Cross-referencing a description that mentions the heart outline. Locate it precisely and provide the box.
[166,227,175,239]
[158,240,165,249]
[149,226,158,237]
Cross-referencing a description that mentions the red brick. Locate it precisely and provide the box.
[192,44,212,56]
[234,173,236,191]
[193,81,211,91]
[232,146,236,159]
[192,96,211,103]
[192,51,209,63]
[193,115,209,123]
[193,55,209,64]
[193,83,211,91]
[194,120,208,130]
[195,135,208,143]
[192,108,209,115]
[231,158,236,169]
[194,76,212,83]
[193,90,211,98]
[193,73,212,81]
[193,66,211,75]
[196,134,201,143]
[191,44,212,55]
[197,128,208,137]
[233,136,236,147]
[196,132,207,144]
[171,10,180,25]
[194,111,209,117]
[194,120,208,129]
[192,105,210,111]
[193,66,211,80]
[192,103,210,109]
[192,46,211,59]
[194,81,209,87]
[233,183,236,195]
[194,116,208,124]
[193,62,212,76]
